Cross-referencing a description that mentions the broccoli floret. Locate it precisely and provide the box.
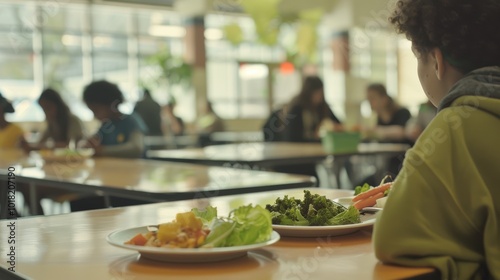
[267,191,355,226]
[286,208,309,226]
[327,206,361,225]
[266,195,300,213]
[301,190,314,217]
[266,196,309,226]
[308,207,334,226]
[268,208,309,226]
[306,203,317,218]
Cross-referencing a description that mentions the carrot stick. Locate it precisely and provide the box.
[352,182,392,202]
[352,192,385,210]
[126,233,148,246]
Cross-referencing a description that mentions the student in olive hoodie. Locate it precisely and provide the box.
[373,1,500,280]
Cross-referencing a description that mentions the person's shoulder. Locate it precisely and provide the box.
[127,113,148,132]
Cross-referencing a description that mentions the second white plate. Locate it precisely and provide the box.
[272,210,379,237]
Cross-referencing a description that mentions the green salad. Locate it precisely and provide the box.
[265,190,361,226]
[192,204,272,247]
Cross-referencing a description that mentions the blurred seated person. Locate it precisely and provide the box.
[36,88,85,149]
[196,101,224,147]
[0,93,28,150]
[360,84,412,186]
[162,101,184,136]
[405,100,437,143]
[364,83,412,143]
[271,76,343,181]
[133,88,163,136]
[281,76,342,142]
[16,89,86,215]
[84,80,147,158]
[70,80,149,212]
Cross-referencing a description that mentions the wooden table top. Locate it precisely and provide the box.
[0,150,314,202]
[147,142,410,167]
[0,189,433,280]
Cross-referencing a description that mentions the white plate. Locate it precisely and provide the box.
[272,210,380,237]
[107,226,280,263]
[333,196,355,207]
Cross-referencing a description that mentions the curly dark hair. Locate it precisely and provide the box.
[83,80,124,106]
[390,0,500,73]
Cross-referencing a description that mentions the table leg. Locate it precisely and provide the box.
[29,181,40,215]
[103,195,111,208]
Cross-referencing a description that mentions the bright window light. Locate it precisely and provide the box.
[61,35,81,46]
[149,25,186,38]
[204,28,223,40]
[239,64,268,79]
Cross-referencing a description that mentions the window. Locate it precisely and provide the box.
[0,2,188,122]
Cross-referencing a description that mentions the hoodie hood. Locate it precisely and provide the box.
[438,66,500,112]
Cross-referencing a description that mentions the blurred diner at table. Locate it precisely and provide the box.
[133,88,164,137]
[364,83,412,144]
[196,101,225,147]
[36,88,86,150]
[0,93,28,150]
[162,100,185,137]
[84,80,148,158]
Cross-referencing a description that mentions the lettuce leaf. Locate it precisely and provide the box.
[193,204,272,247]
[201,219,235,248]
[225,205,272,246]
[191,206,217,224]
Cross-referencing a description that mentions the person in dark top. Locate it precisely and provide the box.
[365,83,411,143]
[281,76,342,142]
[358,83,412,187]
[133,88,163,136]
[266,76,342,182]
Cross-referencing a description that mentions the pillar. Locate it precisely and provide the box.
[184,16,207,118]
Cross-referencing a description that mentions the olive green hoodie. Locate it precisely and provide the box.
[374,67,500,280]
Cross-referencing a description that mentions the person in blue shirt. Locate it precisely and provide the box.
[70,80,149,212]
[83,80,147,158]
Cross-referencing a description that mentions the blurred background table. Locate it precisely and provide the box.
[0,150,314,218]
[147,142,410,189]
[147,142,409,167]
